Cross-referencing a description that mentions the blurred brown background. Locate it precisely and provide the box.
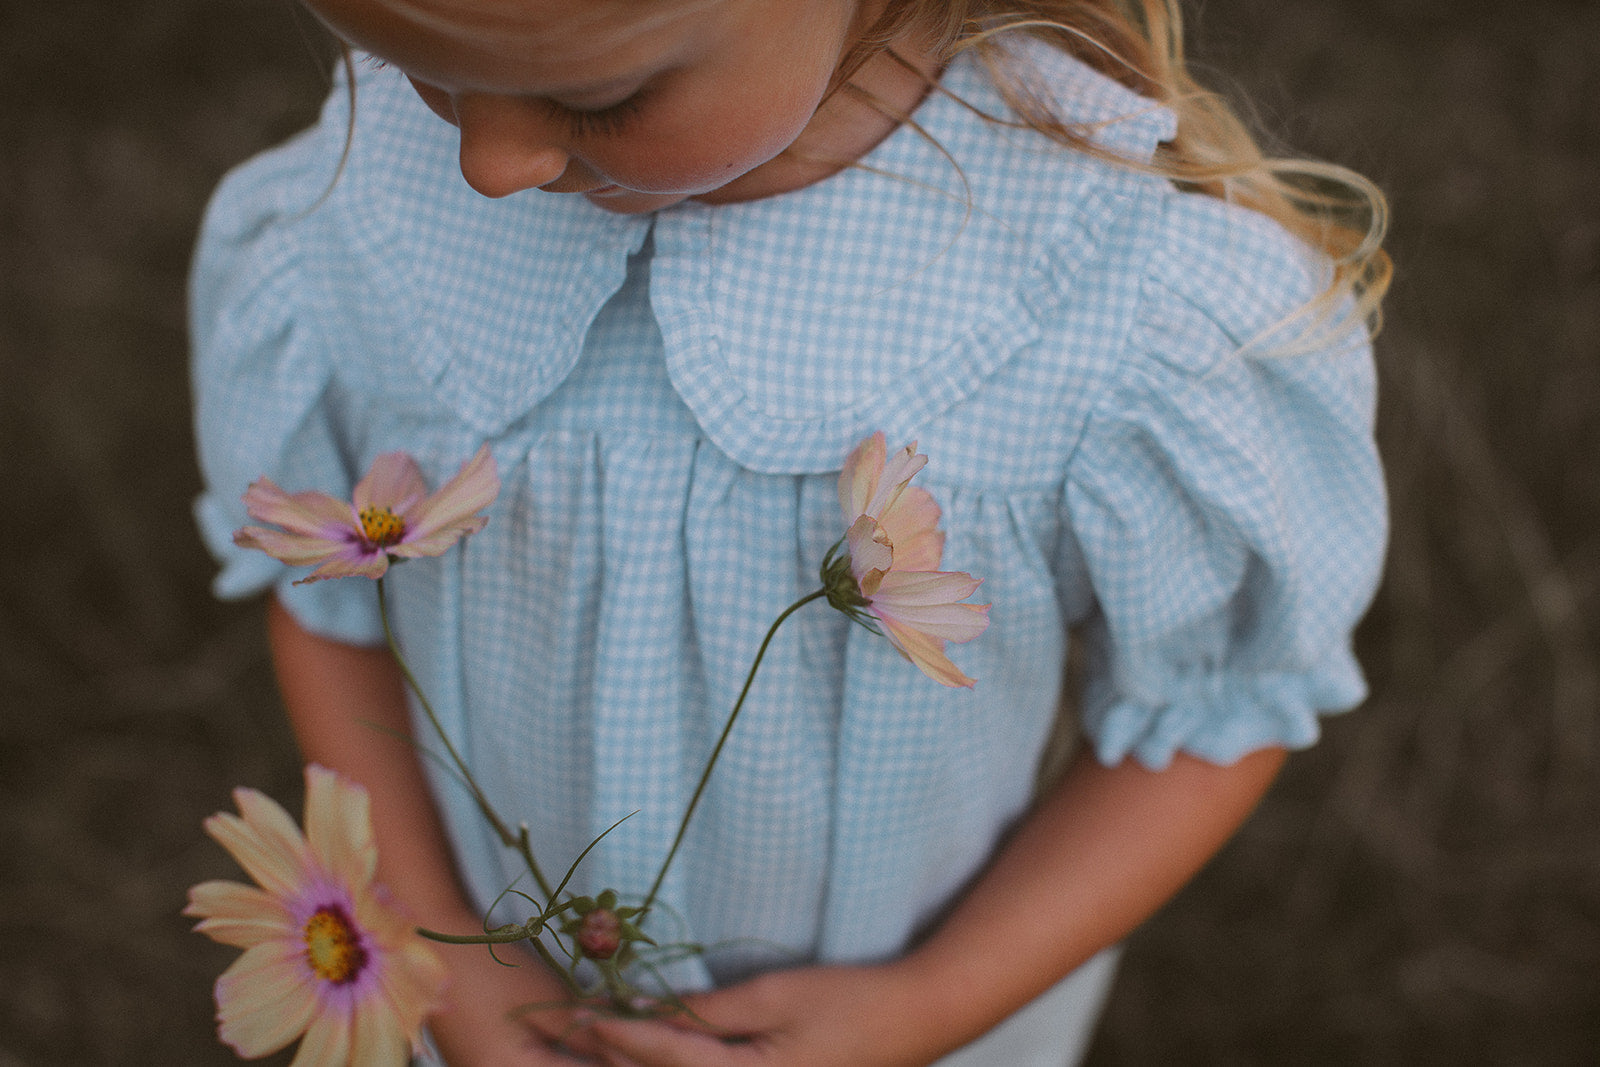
[2,0,1597,1063]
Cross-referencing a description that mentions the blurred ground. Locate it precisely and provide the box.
[2,0,1597,1063]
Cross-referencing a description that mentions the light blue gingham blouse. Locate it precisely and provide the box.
[191,36,1384,1057]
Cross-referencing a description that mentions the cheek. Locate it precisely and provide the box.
[602,95,820,194]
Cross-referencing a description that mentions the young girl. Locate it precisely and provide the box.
[190,0,1389,1062]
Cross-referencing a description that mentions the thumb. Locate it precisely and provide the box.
[590,1009,742,1067]
[669,973,794,1034]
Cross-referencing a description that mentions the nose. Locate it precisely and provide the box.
[453,95,571,199]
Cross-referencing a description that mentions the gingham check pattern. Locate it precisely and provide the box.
[191,36,1384,1049]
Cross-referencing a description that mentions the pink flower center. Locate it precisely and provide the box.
[358,506,405,548]
[303,906,367,984]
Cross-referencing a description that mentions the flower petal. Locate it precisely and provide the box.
[353,452,429,515]
[845,515,892,587]
[304,764,377,893]
[395,444,500,556]
[389,522,486,561]
[290,1002,352,1067]
[204,788,313,899]
[839,431,887,522]
[870,572,991,642]
[839,432,931,525]
[878,615,979,688]
[869,441,926,518]
[874,597,992,641]
[215,940,318,1059]
[350,992,411,1067]
[877,485,945,571]
[871,568,985,608]
[233,525,356,568]
[378,940,449,1042]
[300,549,391,584]
[242,480,356,538]
[351,888,412,947]
[186,880,295,948]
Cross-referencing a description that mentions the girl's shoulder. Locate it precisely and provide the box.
[898,38,1342,376]
[1140,190,1345,360]
[958,37,1340,342]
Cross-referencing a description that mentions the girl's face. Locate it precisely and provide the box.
[302,0,888,214]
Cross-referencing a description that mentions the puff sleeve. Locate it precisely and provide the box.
[189,119,387,646]
[1063,195,1386,769]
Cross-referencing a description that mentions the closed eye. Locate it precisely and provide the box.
[552,91,649,137]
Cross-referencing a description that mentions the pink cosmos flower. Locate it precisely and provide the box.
[832,433,991,688]
[186,765,446,1065]
[233,445,500,583]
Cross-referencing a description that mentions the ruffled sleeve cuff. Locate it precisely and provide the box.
[1063,192,1387,770]
[1082,646,1369,769]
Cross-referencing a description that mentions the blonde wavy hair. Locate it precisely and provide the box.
[835,0,1392,335]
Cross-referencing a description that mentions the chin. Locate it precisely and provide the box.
[580,186,691,214]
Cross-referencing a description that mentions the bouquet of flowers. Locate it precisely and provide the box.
[186,433,990,1063]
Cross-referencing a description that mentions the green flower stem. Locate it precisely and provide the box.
[418,920,588,998]
[377,577,556,903]
[639,588,826,917]
[530,937,588,998]
[418,921,544,945]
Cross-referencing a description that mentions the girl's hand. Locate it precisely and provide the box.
[426,937,602,1065]
[589,962,955,1067]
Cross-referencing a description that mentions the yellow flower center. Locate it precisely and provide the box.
[303,907,366,984]
[358,506,405,547]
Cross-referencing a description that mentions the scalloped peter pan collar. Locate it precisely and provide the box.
[325,37,1177,471]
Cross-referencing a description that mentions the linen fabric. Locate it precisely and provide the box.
[192,36,1384,1058]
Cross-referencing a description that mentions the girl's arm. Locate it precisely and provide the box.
[907,745,1286,1053]
[266,596,599,1065]
[592,745,1285,1066]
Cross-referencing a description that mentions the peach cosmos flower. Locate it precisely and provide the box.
[186,765,446,1065]
[832,433,990,688]
[233,445,499,583]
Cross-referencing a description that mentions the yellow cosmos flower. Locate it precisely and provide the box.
[186,765,446,1065]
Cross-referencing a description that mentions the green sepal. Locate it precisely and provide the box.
[617,919,656,946]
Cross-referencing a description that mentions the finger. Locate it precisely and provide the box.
[546,1035,605,1063]
[506,1020,599,1064]
[592,1017,747,1067]
[655,985,768,1034]
[544,1013,605,1059]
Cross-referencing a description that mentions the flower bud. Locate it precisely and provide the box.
[577,908,623,960]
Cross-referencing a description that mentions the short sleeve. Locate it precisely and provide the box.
[189,112,386,646]
[1063,194,1386,769]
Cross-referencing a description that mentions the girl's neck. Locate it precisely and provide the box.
[695,35,943,205]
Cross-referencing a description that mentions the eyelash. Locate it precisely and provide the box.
[553,93,648,137]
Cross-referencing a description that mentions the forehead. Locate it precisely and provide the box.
[306,0,727,91]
